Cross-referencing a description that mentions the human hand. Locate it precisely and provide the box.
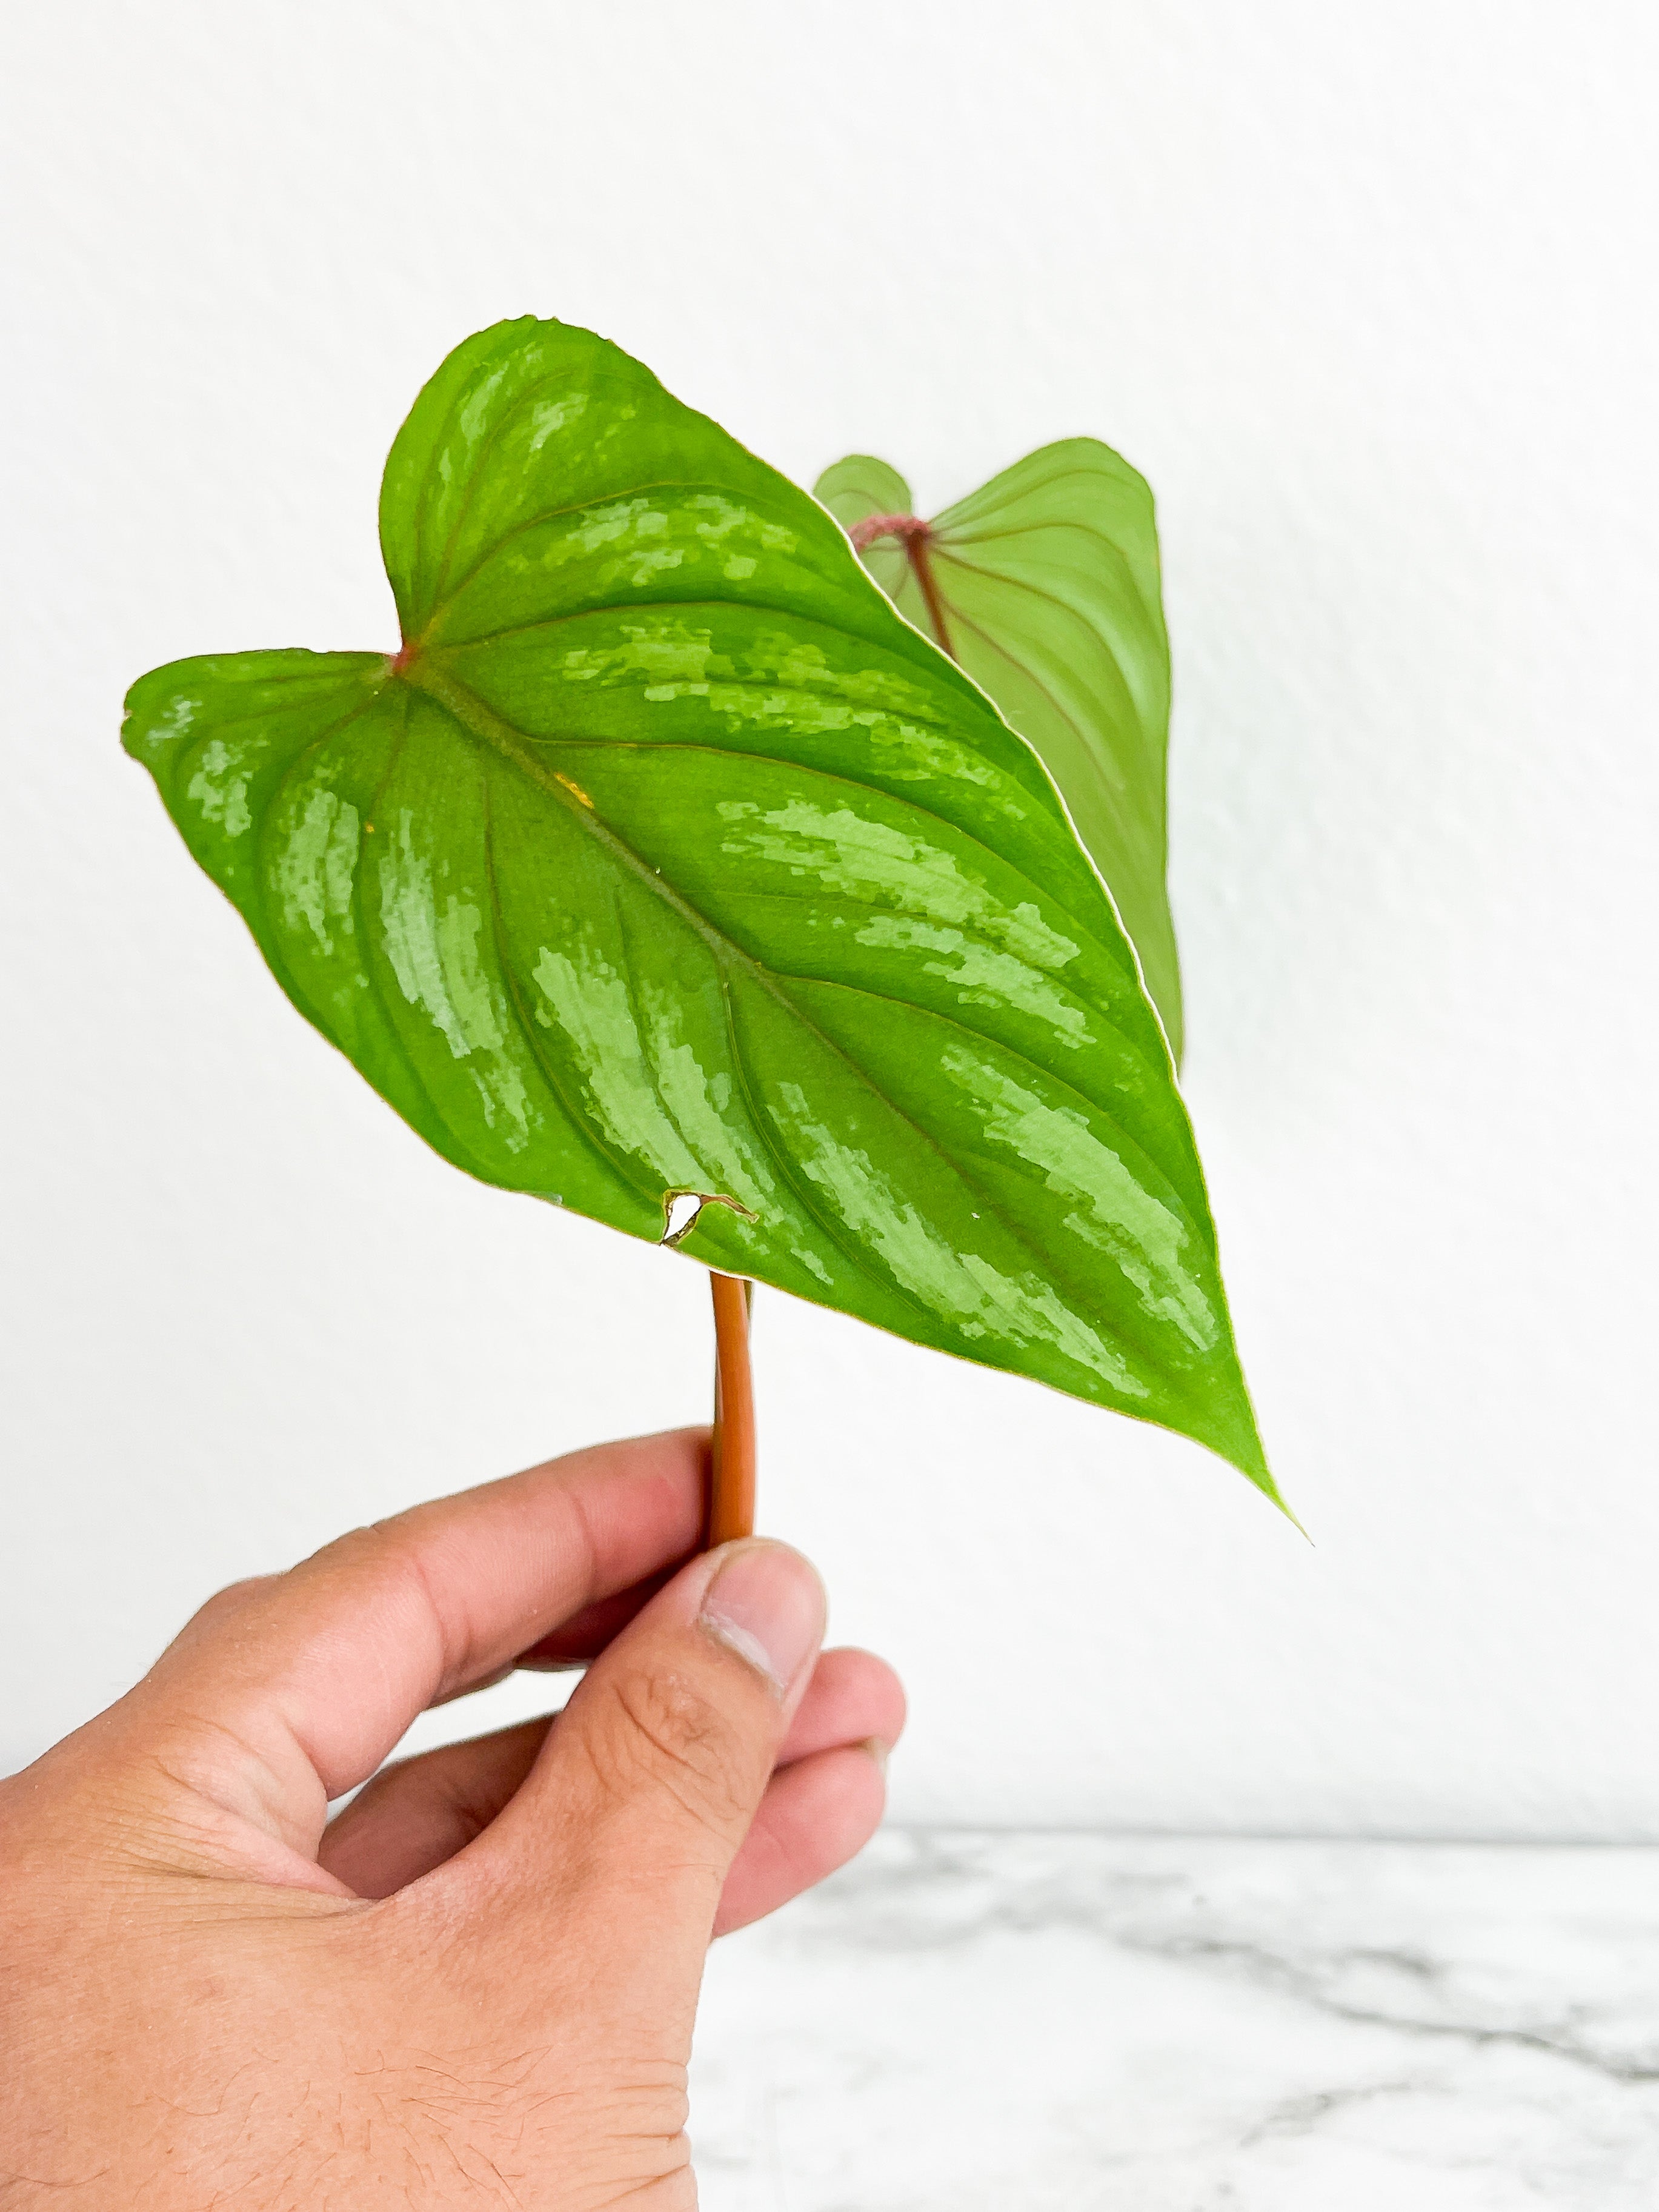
[0,1429,903,2208]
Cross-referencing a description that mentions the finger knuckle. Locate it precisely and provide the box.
[188,1574,278,1630]
[320,1523,471,1682]
[591,1665,757,1838]
[311,1520,396,1584]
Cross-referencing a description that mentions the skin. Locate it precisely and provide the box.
[0,1428,905,2209]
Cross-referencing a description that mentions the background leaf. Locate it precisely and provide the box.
[815,442,1184,1063]
[124,317,1271,1496]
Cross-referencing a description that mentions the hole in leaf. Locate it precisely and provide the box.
[660,1188,757,1249]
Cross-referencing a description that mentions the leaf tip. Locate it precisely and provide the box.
[1252,1466,1310,1541]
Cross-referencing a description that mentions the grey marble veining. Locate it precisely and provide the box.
[691,1832,1659,2209]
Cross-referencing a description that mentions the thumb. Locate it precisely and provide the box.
[457,1538,825,1999]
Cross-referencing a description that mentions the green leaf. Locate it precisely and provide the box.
[123,316,1272,1498]
[815,441,1184,1063]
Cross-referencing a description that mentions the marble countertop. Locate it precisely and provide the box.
[692,1832,1659,2210]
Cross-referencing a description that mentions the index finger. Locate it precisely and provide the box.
[138,1427,708,1801]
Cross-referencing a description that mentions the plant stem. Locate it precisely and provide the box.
[849,511,956,660]
[906,531,956,660]
[708,1272,756,1546]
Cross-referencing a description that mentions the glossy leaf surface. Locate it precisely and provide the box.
[814,442,1183,1061]
[124,318,1270,1493]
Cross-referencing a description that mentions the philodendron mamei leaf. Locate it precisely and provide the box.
[124,317,1274,1498]
[814,443,1184,1063]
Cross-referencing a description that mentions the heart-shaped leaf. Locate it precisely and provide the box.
[814,442,1183,1063]
[123,317,1273,1497]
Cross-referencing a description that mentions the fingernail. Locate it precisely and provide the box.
[862,1735,890,1778]
[699,1540,825,1695]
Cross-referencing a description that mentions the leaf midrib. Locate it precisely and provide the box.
[397,657,1213,1372]
[402,656,1157,1100]
[447,667,953,1329]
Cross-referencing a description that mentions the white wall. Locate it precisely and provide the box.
[4,0,1655,1836]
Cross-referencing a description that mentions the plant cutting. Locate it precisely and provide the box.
[122,314,1284,1547]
